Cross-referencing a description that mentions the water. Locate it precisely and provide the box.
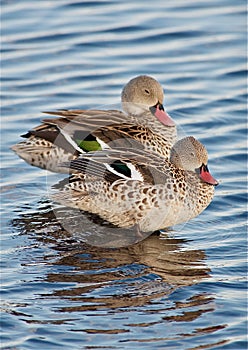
[1,0,247,349]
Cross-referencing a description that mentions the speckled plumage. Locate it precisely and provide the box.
[11,75,176,173]
[51,137,218,232]
[11,135,79,173]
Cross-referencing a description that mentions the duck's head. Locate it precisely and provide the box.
[170,136,219,186]
[121,75,175,127]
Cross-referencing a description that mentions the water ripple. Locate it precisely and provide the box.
[1,0,247,349]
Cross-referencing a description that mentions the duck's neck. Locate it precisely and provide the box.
[130,112,177,142]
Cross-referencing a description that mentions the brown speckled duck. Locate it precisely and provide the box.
[11,75,176,173]
[51,136,218,233]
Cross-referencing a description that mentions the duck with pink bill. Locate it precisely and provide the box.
[11,75,176,173]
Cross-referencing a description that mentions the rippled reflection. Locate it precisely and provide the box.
[11,200,213,318]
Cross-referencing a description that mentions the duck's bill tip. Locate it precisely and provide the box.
[200,170,219,186]
[153,106,175,127]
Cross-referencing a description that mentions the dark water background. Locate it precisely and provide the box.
[1,0,247,349]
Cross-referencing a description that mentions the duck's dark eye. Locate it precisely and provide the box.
[144,89,150,95]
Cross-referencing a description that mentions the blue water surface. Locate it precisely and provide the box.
[1,0,247,349]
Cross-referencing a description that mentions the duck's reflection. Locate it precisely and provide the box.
[12,200,213,321]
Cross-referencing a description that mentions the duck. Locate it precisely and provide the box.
[11,75,176,173]
[51,136,218,233]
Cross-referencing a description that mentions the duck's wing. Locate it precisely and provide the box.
[62,148,172,185]
[23,109,156,153]
[43,109,128,128]
[21,123,77,154]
